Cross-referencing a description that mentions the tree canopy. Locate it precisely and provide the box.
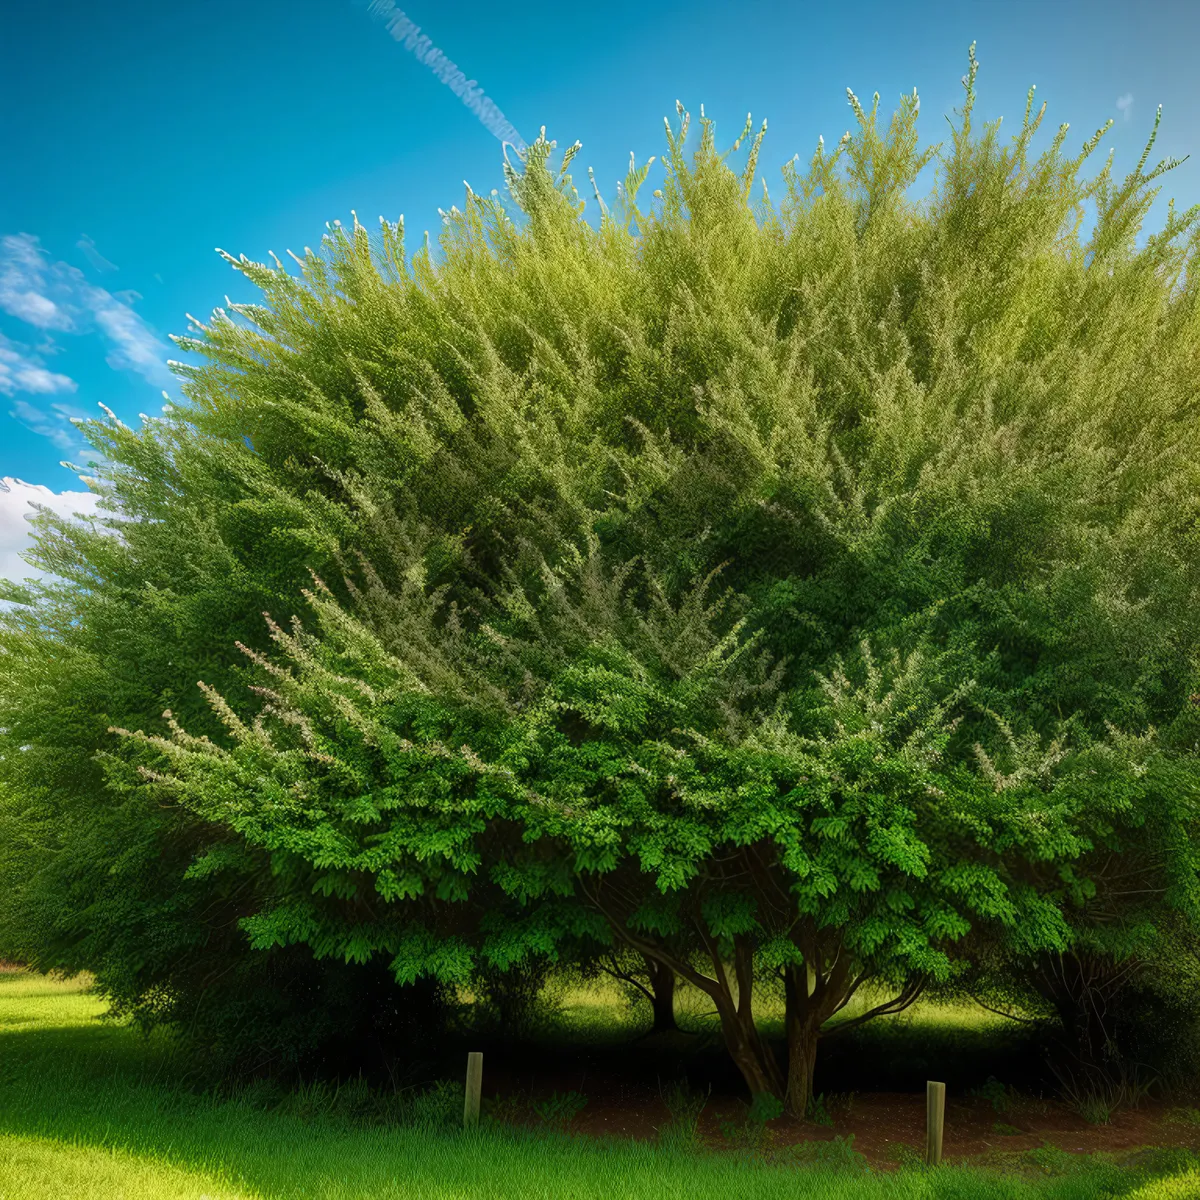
[4,46,1200,1112]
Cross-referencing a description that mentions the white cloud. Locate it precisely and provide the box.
[0,232,174,390]
[0,476,102,586]
[0,333,77,397]
[1116,93,1134,121]
[2,290,66,328]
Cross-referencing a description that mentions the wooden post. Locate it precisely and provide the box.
[464,1052,483,1128]
[926,1080,946,1166]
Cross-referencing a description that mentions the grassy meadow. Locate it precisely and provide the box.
[2,970,1200,1199]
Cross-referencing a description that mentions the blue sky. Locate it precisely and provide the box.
[2,0,1198,578]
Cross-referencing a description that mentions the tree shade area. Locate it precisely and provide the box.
[2,46,1200,1127]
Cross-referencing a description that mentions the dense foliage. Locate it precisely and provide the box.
[4,48,1200,1112]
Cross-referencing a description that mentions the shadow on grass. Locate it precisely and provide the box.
[0,977,1175,1200]
[469,998,1055,1103]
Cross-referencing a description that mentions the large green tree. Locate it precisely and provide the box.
[6,47,1200,1111]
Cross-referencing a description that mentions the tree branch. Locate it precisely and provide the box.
[822,976,926,1038]
[576,875,723,1000]
[595,954,656,1006]
[967,992,1044,1026]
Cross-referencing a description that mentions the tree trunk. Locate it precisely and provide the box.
[641,954,678,1033]
[784,965,820,1117]
[786,1027,818,1118]
[717,937,784,1102]
[717,993,784,1100]
[583,885,783,1106]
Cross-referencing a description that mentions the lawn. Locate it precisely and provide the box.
[1,970,1198,1199]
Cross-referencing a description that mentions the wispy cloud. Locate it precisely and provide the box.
[0,234,73,330]
[7,399,86,453]
[77,234,118,273]
[0,331,92,458]
[0,476,102,586]
[0,232,174,391]
[82,280,173,387]
[1116,93,1134,122]
[0,332,77,398]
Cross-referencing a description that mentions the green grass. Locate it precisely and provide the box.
[0,971,1195,1199]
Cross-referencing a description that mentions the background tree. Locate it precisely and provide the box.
[580,947,681,1036]
[953,714,1200,1110]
